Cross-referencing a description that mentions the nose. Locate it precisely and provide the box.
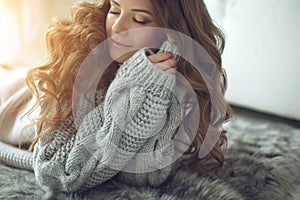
[111,14,129,37]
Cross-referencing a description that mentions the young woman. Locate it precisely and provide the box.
[0,0,232,198]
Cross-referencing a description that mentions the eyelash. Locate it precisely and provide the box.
[133,18,148,25]
[108,11,149,25]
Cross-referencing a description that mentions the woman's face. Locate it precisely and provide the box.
[106,0,162,63]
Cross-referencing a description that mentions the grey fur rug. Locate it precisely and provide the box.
[0,111,300,200]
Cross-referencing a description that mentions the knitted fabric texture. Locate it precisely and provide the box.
[31,41,183,197]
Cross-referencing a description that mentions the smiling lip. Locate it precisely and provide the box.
[110,39,133,48]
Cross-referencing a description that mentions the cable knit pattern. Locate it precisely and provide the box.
[31,41,183,197]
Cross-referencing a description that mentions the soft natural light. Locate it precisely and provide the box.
[0,2,23,94]
[0,1,21,65]
[0,0,74,67]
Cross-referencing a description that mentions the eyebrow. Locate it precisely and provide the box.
[131,9,153,16]
[110,0,153,16]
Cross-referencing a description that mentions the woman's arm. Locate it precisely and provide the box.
[33,41,181,195]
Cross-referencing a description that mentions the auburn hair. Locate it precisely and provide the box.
[26,0,233,175]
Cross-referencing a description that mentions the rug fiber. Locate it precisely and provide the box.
[0,111,300,200]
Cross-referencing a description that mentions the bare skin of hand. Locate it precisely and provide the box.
[147,52,178,74]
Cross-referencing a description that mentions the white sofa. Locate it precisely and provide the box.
[205,0,300,121]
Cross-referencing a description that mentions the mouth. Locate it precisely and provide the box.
[110,38,133,48]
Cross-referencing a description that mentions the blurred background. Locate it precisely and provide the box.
[0,0,299,121]
[0,0,74,67]
[204,0,300,121]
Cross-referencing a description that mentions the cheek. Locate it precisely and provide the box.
[132,30,163,49]
[113,51,137,64]
[105,16,112,36]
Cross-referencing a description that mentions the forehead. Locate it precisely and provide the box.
[110,0,153,10]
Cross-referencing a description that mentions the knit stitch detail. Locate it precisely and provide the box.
[31,41,183,195]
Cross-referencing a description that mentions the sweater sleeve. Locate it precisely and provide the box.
[33,41,181,195]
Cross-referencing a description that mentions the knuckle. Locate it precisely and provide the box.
[166,52,173,59]
[168,59,177,66]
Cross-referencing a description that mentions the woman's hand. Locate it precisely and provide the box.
[147,52,178,74]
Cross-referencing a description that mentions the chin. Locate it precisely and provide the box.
[110,50,137,64]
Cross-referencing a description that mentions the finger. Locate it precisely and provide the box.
[155,59,178,71]
[147,52,173,64]
[165,67,177,74]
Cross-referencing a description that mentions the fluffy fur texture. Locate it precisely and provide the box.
[0,113,299,200]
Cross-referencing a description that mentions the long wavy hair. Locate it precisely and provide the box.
[26,0,233,175]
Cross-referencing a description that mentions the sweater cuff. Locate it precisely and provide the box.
[116,41,179,96]
[156,40,180,60]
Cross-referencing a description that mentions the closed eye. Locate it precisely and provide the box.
[133,18,149,25]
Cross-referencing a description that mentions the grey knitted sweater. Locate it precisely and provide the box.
[30,41,184,196]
